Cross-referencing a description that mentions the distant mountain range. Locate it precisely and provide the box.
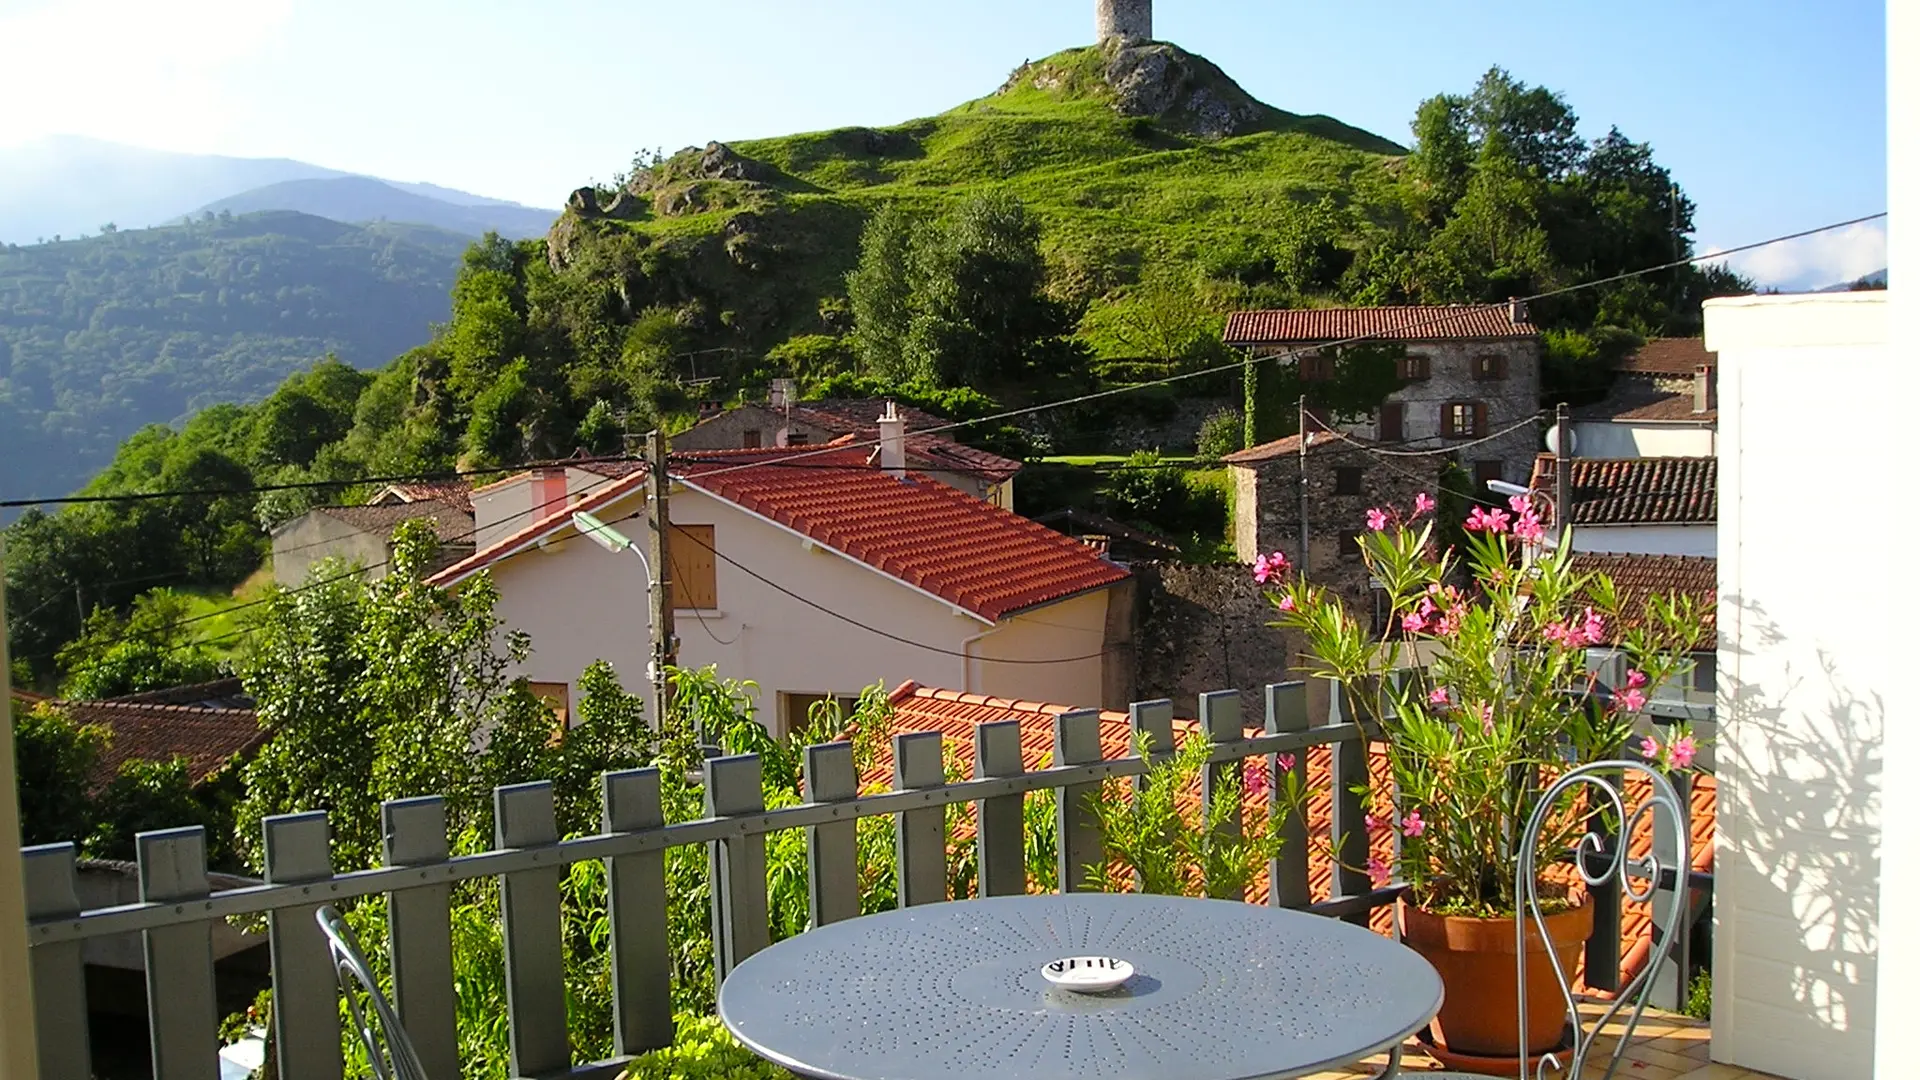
[1817,267,1887,291]
[0,135,557,244]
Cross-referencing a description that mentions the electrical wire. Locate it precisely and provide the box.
[1319,411,1548,457]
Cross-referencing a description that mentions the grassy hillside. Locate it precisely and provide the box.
[0,210,469,502]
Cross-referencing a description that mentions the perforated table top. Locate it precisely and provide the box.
[717,893,1444,1080]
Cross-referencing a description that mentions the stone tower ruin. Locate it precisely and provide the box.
[1095,0,1152,44]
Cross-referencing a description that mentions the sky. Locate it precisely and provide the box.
[0,0,1889,288]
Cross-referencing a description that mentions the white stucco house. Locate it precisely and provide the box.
[428,438,1134,736]
[1529,453,1716,557]
[1568,337,1719,459]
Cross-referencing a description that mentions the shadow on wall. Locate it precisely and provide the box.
[1718,593,1882,1064]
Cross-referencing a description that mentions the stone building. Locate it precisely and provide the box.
[1221,430,1434,628]
[1095,0,1152,43]
[1569,337,1718,458]
[1223,301,1544,490]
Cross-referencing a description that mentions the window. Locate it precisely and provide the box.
[1334,466,1363,496]
[1397,354,1431,381]
[1473,460,1504,494]
[1299,354,1335,382]
[1370,587,1395,636]
[529,682,571,732]
[742,429,762,449]
[779,692,863,739]
[1691,655,1716,696]
[1443,401,1488,439]
[1377,402,1405,443]
[1473,353,1509,380]
[1339,528,1364,560]
[787,430,810,445]
[667,524,718,610]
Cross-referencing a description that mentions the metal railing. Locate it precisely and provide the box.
[18,681,1713,1080]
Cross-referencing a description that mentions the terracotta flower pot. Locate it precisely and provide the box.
[1400,898,1593,1062]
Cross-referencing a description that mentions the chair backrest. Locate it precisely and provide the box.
[1514,759,1691,1080]
[315,904,435,1080]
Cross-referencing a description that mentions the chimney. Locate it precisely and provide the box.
[768,378,795,410]
[1508,297,1528,325]
[533,467,569,520]
[1693,363,1716,413]
[877,401,907,478]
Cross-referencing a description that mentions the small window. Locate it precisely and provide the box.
[1339,529,1364,560]
[742,429,762,449]
[1473,354,1509,381]
[1473,460,1504,494]
[1378,402,1405,443]
[1299,354,1335,382]
[1443,402,1489,439]
[1691,655,1716,695]
[667,524,718,610]
[529,682,571,731]
[779,692,863,740]
[1397,354,1431,381]
[1334,466,1363,496]
[787,430,810,446]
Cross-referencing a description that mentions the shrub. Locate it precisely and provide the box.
[621,1016,789,1080]
[1196,408,1244,459]
[1102,451,1188,526]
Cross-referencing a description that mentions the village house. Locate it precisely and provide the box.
[1568,337,1718,459]
[1529,453,1717,557]
[427,437,1133,736]
[269,500,474,586]
[1223,301,1543,488]
[672,396,1022,507]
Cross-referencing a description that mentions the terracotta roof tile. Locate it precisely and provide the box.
[863,684,1710,991]
[109,678,252,709]
[1574,374,1716,424]
[1618,338,1715,376]
[1571,553,1717,650]
[789,401,1023,485]
[51,700,266,790]
[1224,304,1538,346]
[1220,430,1348,465]
[315,502,474,544]
[372,480,476,515]
[430,448,1123,621]
[1529,455,1717,525]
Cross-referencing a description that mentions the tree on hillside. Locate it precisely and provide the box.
[846,203,917,380]
[56,589,223,700]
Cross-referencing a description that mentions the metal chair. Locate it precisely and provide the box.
[316,904,434,1080]
[1420,759,1693,1080]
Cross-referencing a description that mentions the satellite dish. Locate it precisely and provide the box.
[1544,423,1576,456]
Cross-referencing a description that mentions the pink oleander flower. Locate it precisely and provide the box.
[1401,810,1426,838]
[1626,668,1649,690]
[1275,595,1295,612]
[1364,813,1384,834]
[1670,735,1698,769]
[1580,607,1607,646]
[1366,507,1390,531]
[1513,510,1545,544]
[1428,686,1450,706]
[1616,687,1647,714]
[1508,494,1532,515]
[1639,735,1660,760]
[1478,703,1495,735]
[1367,856,1390,884]
[1402,610,1429,634]
[1413,491,1436,516]
[1465,506,1512,533]
[1252,553,1278,584]
[1434,610,1462,637]
[1276,753,1296,772]
[1246,765,1271,798]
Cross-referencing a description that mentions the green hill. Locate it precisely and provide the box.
[0,210,469,502]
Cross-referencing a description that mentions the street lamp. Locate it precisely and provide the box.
[1485,479,1531,500]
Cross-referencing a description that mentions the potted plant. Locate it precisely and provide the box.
[1259,492,1703,1069]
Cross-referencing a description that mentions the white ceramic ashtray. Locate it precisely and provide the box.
[1041,956,1134,993]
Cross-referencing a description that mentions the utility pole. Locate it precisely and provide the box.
[646,431,677,731]
[1554,402,1573,551]
[0,540,45,1078]
[1297,395,1311,581]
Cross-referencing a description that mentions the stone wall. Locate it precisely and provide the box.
[1130,561,1300,717]
[1095,0,1153,43]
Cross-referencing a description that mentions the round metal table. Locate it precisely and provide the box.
[718,893,1444,1080]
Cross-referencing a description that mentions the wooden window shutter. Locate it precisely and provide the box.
[1378,402,1404,442]
[667,524,718,610]
[1473,402,1489,436]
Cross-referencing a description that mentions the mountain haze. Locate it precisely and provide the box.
[196,177,558,239]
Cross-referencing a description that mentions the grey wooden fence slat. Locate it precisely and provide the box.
[803,743,860,927]
[893,732,947,907]
[22,844,90,1080]
[705,754,770,984]
[1265,683,1312,909]
[262,812,342,1080]
[1652,767,1694,1010]
[495,782,570,1079]
[1054,710,1104,894]
[381,796,460,1080]
[973,721,1025,897]
[1128,699,1175,780]
[602,769,673,1056]
[138,827,218,1080]
[1198,691,1244,899]
[1581,760,1624,994]
[1324,681,1372,923]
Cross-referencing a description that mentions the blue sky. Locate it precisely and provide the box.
[0,0,1888,287]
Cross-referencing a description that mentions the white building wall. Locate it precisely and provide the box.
[1570,524,1716,557]
[1569,421,1717,459]
[1708,292,1890,1080]
[484,485,1110,731]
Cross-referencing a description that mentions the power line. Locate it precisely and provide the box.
[1318,411,1547,457]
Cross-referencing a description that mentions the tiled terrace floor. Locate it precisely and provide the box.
[1303,1004,1784,1080]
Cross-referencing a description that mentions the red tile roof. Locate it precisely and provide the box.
[867,683,1713,994]
[1219,429,1348,465]
[1618,338,1715,376]
[50,700,266,791]
[371,480,476,515]
[316,502,474,544]
[1571,553,1718,650]
[1573,375,1716,424]
[788,400,1024,485]
[1224,304,1538,346]
[430,447,1125,621]
[1529,455,1717,526]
